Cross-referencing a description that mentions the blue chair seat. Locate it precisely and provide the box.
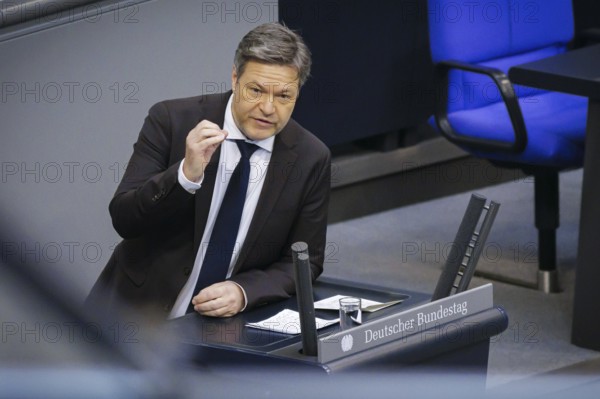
[446,92,587,167]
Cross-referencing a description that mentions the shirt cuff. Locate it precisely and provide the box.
[178,160,203,193]
[230,281,248,312]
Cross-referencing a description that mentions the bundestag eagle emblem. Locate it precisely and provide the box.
[341,334,353,352]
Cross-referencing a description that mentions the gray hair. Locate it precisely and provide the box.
[234,23,312,87]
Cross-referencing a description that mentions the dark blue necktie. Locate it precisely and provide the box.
[187,140,259,313]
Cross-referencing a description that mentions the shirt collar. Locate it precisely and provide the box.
[223,94,274,153]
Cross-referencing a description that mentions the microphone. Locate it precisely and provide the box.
[292,242,318,356]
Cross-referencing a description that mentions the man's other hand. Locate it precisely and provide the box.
[190,281,245,317]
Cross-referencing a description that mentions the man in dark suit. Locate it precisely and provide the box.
[87,23,331,319]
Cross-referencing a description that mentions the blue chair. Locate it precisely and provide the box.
[427,0,588,292]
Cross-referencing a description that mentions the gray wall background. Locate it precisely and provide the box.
[1,0,273,301]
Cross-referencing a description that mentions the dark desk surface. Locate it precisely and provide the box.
[168,277,428,355]
[509,44,600,351]
[509,44,600,99]
[167,278,508,374]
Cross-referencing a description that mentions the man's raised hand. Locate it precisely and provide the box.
[182,120,228,182]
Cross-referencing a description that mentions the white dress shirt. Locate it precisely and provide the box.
[169,95,274,318]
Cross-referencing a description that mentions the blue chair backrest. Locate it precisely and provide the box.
[428,0,575,112]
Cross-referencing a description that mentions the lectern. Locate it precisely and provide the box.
[168,278,507,378]
[168,194,507,380]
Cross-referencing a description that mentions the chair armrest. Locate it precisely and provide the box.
[434,60,528,153]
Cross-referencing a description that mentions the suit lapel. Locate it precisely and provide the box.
[193,153,219,254]
[233,128,298,272]
[193,93,229,254]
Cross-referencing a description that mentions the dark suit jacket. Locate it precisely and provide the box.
[87,92,331,316]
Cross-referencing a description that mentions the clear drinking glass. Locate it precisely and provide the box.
[339,297,361,330]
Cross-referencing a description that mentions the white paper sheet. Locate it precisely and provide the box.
[245,309,339,335]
